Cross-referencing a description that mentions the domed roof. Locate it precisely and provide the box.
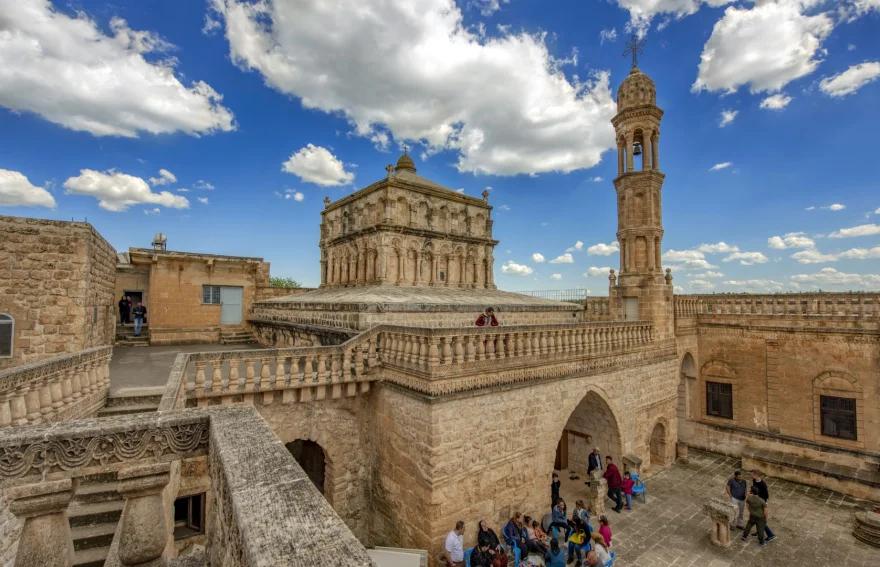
[617,67,656,112]
[396,152,416,172]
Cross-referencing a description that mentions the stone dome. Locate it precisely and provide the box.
[396,152,416,172]
[617,67,656,112]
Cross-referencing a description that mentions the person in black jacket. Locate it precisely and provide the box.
[132,302,147,337]
[551,472,561,506]
[470,542,493,567]
[477,520,503,556]
[750,470,778,542]
[585,447,603,485]
[118,295,130,325]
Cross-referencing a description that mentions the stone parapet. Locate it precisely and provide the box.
[0,345,112,429]
[675,292,880,319]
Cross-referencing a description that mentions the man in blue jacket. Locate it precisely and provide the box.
[586,447,603,485]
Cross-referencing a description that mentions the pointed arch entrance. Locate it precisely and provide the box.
[555,391,623,475]
[678,352,696,421]
[650,422,667,469]
[286,440,327,495]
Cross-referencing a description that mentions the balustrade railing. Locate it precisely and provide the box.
[675,293,880,318]
[0,346,112,429]
[584,297,612,321]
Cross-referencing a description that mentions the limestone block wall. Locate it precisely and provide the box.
[114,265,151,312]
[0,216,116,370]
[254,286,316,302]
[370,356,678,556]
[679,325,880,471]
[256,396,374,542]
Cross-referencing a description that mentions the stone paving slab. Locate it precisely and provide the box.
[556,449,879,567]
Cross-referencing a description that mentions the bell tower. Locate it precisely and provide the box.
[609,36,674,338]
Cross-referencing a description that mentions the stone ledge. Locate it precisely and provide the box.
[742,447,880,487]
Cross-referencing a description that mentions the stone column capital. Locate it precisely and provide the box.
[118,462,171,499]
[7,479,74,518]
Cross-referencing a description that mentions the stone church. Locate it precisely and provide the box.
[0,61,877,567]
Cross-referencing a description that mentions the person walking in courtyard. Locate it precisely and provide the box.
[132,301,147,337]
[726,470,747,531]
[444,521,465,567]
[551,498,572,539]
[750,470,777,542]
[740,486,770,547]
[622,471,634,511]
[118,295,130,325]
[551,472,561,506]
[586,447,603,485]
[603,456,624,513]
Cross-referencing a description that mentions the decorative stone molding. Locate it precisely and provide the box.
[853,509,880,548]
[703,498,737,548]
[6,478,75,567]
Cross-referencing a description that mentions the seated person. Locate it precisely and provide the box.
[589,533,612,565]
[470,542,493,567]
[533,519,551,548]
[524,515,548,554]
[567,518,590,563]
[551,499,572,539]
[544,538,566,567]
[503,512,529,561]
[477,520,503,556]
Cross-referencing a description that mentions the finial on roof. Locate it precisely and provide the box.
[623,34,647,69]
[396,151,416,172]
[482,189,489,202]
[385,164,395,178]
[323,196,331,209]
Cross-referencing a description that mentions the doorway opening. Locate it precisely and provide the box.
[286,439,326,495]
[555,391,623,476]
[650,422,667,470]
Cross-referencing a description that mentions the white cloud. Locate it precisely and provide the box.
[837,246,880,260]
[550,273,563,280]
[697,242,739,254]
[197,197,209,205]
[550,253,574,264]
[768,232,815,249]
[194,180,215,190]
[848,44,857,51]
[63,169,189,212]
[471,0,510,16]
[287,191,305,201]
[722,251,768,265]
[612,0,735,36]
[498,204,511,211]
[690,279,715,291]
[148,169,176,187]
[591,176,604,182]
[826,204,845,211]
[599,28,617,45]
[719,109,738,127]
[760,94,793,110]
[819,62,880,98]
[143,208,160,215]
[566,241,585,253]
[0,169,57,208]
[690,271,725,278]
[839,0,880,22]
[829,223,880,238]
[791,248,837,264]
[723,279,784,291]
[793,245,880,264]
[531,253,546,263]
[0,0,235,138]
[587,241,620,256]
[501,260,533,276]
[876,208,880,215]
[692,1,833,96]
[674,285,686,293]
[663,249,705,263]
[791,267,880,288]
[282,144,355,186]
[710,162,732,171]
[667,259,718,270]
[584,266,612,277]
[211,0,617,176]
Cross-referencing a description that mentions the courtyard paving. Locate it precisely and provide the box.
[556,449,879,567]
[109,343,262,393]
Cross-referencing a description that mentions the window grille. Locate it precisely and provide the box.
[706,381,733,419]
[820,396,857,440]
[202,286,221,304]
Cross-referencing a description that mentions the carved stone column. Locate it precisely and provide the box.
[703,498,737,549]
[7,479,75,567]
[117,463,171,566]
[587,470,607,516]
[676,442,688,464]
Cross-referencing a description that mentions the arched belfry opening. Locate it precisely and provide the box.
[555,391,623,474]
[286,440,327,495]
[678,352,696,421]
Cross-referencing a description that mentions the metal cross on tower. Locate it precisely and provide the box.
[623,34,647,68]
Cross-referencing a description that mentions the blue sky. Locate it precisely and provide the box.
[1,0,879,293]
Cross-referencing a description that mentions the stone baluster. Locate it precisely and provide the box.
[464,335,475,362]
[275,356,287,388]
[418,337,428,367]
[11,388,29,426]
[70,367,83,401]
[244,359,256,390]
[368,338,378,367]
[38,379,54,421]
[24,385,42,424]
[496,333,506,360]
[60,368,74,405]
[227,358,239,391]
[532,332,541,356]
[101,359,111,389]
[404,336,414,365]
[317,354,327,382]
[427,339,440,368]
[523,331,532,357]
[208,362,221,393]
[0,392,13,428]
[50,373,64,414]
[192,361,206,393]
[539,332,547,355]
[7,479,75,567]
[507,333,516,358]
[330,353,341,382]
[476,336,485,361]
[453,336,464,363]
[117,463,171,567]
[439,337,451,365]
[259,357,271,388]
[88,359,99,394]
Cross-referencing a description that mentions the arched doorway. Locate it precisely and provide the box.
[678,353,696,421]
[650,422,667,469]
[555,391,623,475]
[286,440,326,495]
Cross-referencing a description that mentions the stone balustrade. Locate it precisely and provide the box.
[675,293,880,318]
[0,406,377,567]
[0,346,112,429]
[584,297,612,321]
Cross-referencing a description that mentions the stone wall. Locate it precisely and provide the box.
[254,286,316,302]
[0,216,116,370]
[114,264,151,315]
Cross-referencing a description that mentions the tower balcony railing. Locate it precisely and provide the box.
[0,346,112,429]
[674,292,880,318]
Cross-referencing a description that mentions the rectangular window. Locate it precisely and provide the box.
[706,381,733,419]
[202,285,221,305]
[173,493,206,539]
[820,396,857,440]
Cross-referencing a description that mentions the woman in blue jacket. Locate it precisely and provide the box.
[503,512,529,562]
[551,499,572,539]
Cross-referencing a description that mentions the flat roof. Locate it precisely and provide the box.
[128,247,264,262]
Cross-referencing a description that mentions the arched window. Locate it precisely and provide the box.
[0,314,13,358]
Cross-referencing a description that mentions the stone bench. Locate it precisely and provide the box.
[741,447,880,502]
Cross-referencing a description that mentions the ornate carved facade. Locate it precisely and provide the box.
[319,153,498,289]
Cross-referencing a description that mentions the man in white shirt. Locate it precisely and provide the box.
[444,521,465,567]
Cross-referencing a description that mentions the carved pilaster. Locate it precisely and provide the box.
[7,479,75,567]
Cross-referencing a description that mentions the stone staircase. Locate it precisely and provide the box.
[69,471,123,567]
[97,387,163,418]
[115,324,149,347]
[219,326,257,346]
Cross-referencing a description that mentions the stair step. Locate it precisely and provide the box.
[71,522,117,551]
[104,393,163,408]
[78,472,117,486]
[97,404,159,417]
[73,545,109,567]
[72,482,121,505]
[68,500,124,528]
